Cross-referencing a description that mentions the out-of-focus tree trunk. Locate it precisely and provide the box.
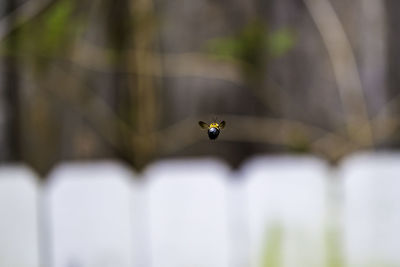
[382,0,400,146]
[1,0,21,161]
[127,0,161,169]
[386,0,400,108]
[358,0,387,116]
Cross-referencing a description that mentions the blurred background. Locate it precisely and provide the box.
[1,1,400,267]
[0,0,397,174]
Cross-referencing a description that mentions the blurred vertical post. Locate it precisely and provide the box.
[356,0,387,144]
[358,0,387,115]
[129,0,161,168]
[1,0,21,161]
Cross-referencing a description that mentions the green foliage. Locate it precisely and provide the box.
[207,20,268,76]
[287,130,311,153]
[39,0,74,54]
[0,0,83,69]
[268,28,295,58]
[206,20,295,79]
[207,21,267,66]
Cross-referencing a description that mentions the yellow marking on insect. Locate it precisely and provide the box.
[209,123,219,129]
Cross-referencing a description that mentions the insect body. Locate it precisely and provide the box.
[198,121,226,140]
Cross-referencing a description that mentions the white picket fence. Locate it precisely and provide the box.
[0,153,400,267]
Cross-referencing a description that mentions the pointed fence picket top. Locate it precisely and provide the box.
[242,156,329,267]
[44,161,136,267]
[145,159,231,267]
[0,165,40,267]
[341,153,400,266]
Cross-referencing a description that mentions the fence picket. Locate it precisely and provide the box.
[44,161,135,267]
[145,159,231,267]
[0,166,40,267]
[242,156,328,267]
[342,153,400,266]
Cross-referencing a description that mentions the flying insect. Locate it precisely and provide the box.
[198,120,226,140]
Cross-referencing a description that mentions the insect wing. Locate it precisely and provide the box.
[198,121,209,129]
[219,121,226,129]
